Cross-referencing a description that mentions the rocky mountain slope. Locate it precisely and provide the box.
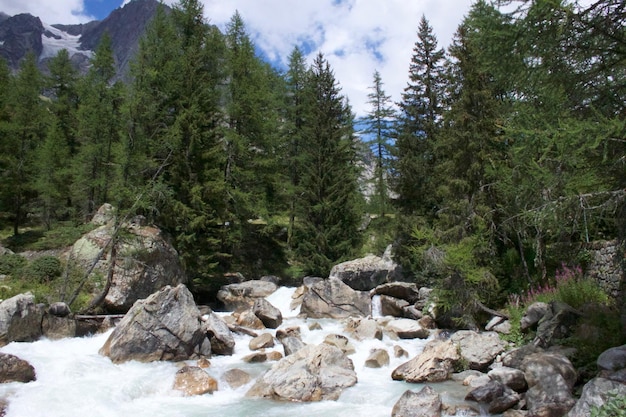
[0,0,165,79]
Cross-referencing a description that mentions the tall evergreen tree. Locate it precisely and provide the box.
[361,70,395,217]
[73,33,124,220]
[0,53,48,235]
[293,53,362,276]
[394,15,446,216]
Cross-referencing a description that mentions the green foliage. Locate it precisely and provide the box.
[0,253,27,275]
[591,390,626,417]
[26,256,62,283]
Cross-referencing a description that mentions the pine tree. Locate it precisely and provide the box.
[394,15,446,216]
[361,70,395,217]
[293,53,362,276]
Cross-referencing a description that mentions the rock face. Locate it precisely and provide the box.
[217,280,278,311]
[70,210,186,313]
[450,330,507,371]
[0,13,44,69]
[392,339,460,383]
[329,247,400,291]
[173,366,218,396]
[0,353,36,383]
[0,292,44,346]
[99,284,210,363]
[391,386,442,417]
[300,277,371,318]
[246,343,357,402]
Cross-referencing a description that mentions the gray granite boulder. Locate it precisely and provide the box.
[300,277,371,318]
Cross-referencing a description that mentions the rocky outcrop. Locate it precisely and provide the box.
[0,14,43,69]
[0,292,44,346]
[391,386,442,417]
[0,353,36,383]
[70,207,186,313]
[99,284,211,363]
[300,277,371,318]
[533,301,581,348]
[329,247,400,291]
[217,280,278,311]
[567,377,626,417]
[392,339,460,383]
[450,330,507,371]
[173,366,218,396]
[246,343,357,402]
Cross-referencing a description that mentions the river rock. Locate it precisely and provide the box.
[222,368,251,389]
[217,280,278,311]
[597,344,626,371]
[345,317,382,341]
[0,353,36,383]
[329,248,400,291]
[501,344,543,369]
[235,309,265,330]
[371,282,420,304]
[0,292,44,346]
[300,277,371,318]
[450,330,507,371]
[488,366,527,392]
[392,339,460,383]
[391,386,442,417]
[249,333,275,350]
[42,314,76,340]
[246,343,357,402]
[48,302,71,317]
[365,348,390,368]
[521,352,577,416]
[173,366,217,396]
[252,298,282,329]
[386,318,430,339]
[99,284,211,363]
[323,334,356,355]
[203,311,235,356]
[69,212,187,313]
[380,295,410,317]
[567,377,626,417]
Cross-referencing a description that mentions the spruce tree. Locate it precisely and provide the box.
[293,53,362,276]
[394,15,446,216]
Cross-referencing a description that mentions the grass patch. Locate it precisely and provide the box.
[1,222,97,252]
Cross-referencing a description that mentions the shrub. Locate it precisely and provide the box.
[0,253,27,275]
[26,256,62,283]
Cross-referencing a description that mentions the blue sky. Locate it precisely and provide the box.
[2,0,478,116]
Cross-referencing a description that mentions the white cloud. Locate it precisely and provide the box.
[1,0,92,24]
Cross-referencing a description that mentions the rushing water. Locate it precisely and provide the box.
[0,287,476,417]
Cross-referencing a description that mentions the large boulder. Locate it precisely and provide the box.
[203,311,235,356]
[99,284,211,363]
[0,292,44,346]
[533,301,581,348]
[597,344,626,372]
[392,339,460,383]
[69,210,186,313]
[246,343,357,402]
[371,282,420,303]
[567,377,626,417]
[386,318,430,339]
[329,247,400,291]
[450,330,507,371]
[521,352,577,417]
[252,298,282,329]
[391,386,442,417]
[217,280,278,311]
[300,277,371,318]
[520,301,550,331]
[0,353,36,383]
